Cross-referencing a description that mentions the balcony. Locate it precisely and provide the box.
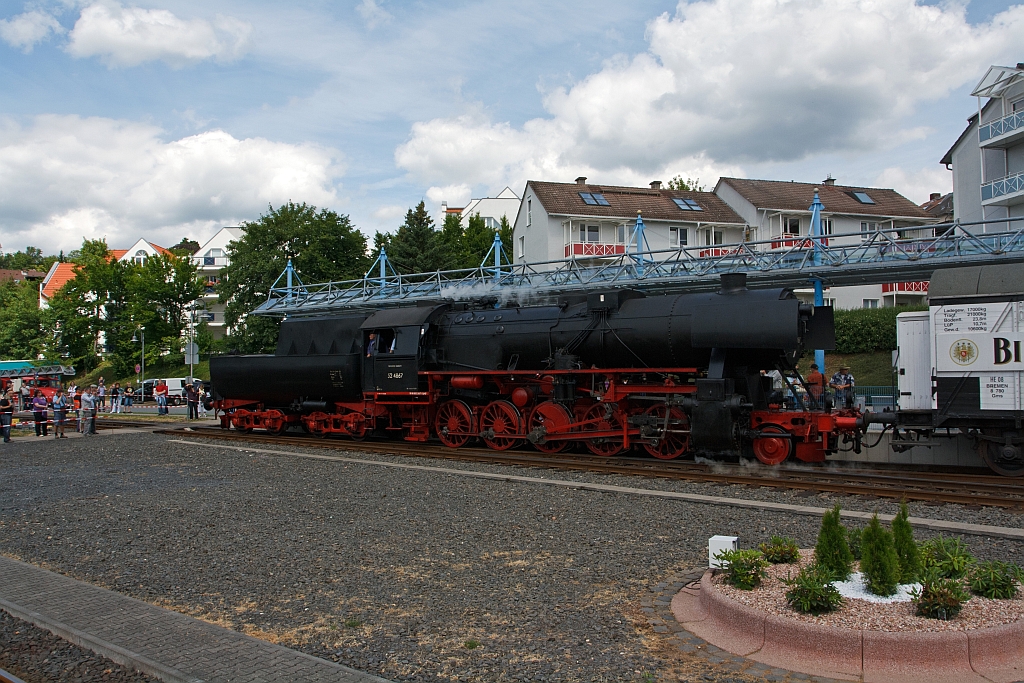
[981,171,1024,207]
[882,281,928,294]
[564,242,626,258]
[770,236,829,250]
[194,256,229,268]
[979,111,1024,149]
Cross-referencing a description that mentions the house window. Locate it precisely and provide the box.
[861,221,878,239]
[704,230,724,246]
[1013,98,1024,113]
[579,192,610,206]
[134,249,148,265]
[820,218,833,235]
[850,191,876,204]
[527,199,532,227]
[207,248,224,258]
[670,227,687,247]
[863,299,879,309]
[617,224,626,243]
[672,198,702,211]
[518,236,525,258]
[784,217,800,236]
[579,225,600,242]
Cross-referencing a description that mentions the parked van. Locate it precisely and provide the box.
[142,377,199,405]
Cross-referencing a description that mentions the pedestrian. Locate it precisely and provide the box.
[124,385,134,413]
[805,363,827,406]
[52,387,68,439]
[110,383,121,414]
[0,389,13,443]
[32,389,48,437]
[197,384,207,418]
[81,386,98,435]
[19,382,30,412]
[97,377,106,411]
[154,380,168,415]
[829,364,856,409]
[185,382,199,420]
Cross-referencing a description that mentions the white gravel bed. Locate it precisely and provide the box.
[832,572,919,603]
[714,550,1024,632]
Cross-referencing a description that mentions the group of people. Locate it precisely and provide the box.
[0,385,80,441]
[761,363,857,408]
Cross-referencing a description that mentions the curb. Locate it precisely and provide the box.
[670,570,1024,683]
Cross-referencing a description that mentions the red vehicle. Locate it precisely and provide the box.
[0,365,75,406]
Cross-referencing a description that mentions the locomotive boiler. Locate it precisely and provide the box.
[212,273,863,463]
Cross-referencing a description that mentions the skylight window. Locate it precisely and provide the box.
[672,198,703,211]
[850,191,876,205]
[579,192,609,206]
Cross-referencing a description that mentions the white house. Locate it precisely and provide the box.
[191,227,243,338]
[714,177,936,309]
[512,178,746,266]
[941,63,1024,228]
[116,238,173,265]
[444,187,521,230]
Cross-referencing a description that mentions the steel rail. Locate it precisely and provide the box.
[156,427,1024,509]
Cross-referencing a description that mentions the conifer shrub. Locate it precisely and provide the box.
[860,514,900,596]
[968,561,1020,600]
[846,526,863,560]
[892,502,922,583]
[814,504,853,580]
[920,536,975,579]
[913,569,970,620]
[715,548,769,590]
[759,535,800,564]
[784,563,843,615]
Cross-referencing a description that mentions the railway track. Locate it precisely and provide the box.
[157,426,1024,510]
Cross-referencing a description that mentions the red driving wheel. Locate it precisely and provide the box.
[479,400,523,450]
[435,400,474,448]
[528,401,574,453]
[642,404,690,460]
[582,403,625,456]
[753,424,793,465]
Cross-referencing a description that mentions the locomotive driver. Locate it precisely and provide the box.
[366,333,378,357]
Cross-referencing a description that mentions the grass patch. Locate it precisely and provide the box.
[796,351,894,387]
[463,639,480,649]
[74,359,210,388]
[343,618,362,628]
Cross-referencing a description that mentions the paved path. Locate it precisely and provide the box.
[0,556,391,683]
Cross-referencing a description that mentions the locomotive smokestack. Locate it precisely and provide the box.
[719,273,747,294]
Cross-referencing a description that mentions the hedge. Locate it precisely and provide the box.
[832,306,926,354]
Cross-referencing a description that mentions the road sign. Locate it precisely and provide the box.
[184,342,199,355]
[135,364,141,373]
[185,353,199,365]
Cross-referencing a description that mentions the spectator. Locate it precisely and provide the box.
[197,383,208,418]
[97,377,106,411]
[52,387,68,439]
[185,382,199,420]
[154,380,168,415]
[805,363,827,406]
[81,386,98,435]
[32,389,48,437]
[110,383,121,414]
[830,365,856,409]
[19,382,30,412]
[0,389,12,443]
[124,385,134,413]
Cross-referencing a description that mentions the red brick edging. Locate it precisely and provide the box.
[670,571,1024,683]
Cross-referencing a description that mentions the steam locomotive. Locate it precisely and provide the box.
[211,273,869,464]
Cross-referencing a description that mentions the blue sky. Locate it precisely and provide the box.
[1,0,1022,255]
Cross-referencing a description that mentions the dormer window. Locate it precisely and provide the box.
[579,192,610,206]
[849,191,875,204]
[134,249,148,265]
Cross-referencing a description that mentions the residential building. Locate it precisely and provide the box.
[115,238,174,265]
[191,227,243,338]
[941,63,1024,228]
[0,269,45,285]
[714,177,934,308]
[920,192,954,223]
[39,262,78,308]
[512,178,746,265]
[442,187,521,230]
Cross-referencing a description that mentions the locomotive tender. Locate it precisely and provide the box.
[212,273,868,464]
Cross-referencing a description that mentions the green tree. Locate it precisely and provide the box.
[385,201,446,273]
[498,214,514,260]
[892,502,922,583]
[219,202,369,353]
[0,280,44,360]
[0,246,59,271]
[860,514,900,596]
[438,212,465,268]
[461,213,494,268]
[667,176,705,192]
[814,504,853,580]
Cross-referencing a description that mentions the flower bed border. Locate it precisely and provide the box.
[670,570,1024,683]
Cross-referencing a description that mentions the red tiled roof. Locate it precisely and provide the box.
[718,178,931,219]
[109,250,128,261]
[41,262,78,299]
[527,181,746,225]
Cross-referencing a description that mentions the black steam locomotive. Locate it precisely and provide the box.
[211,273,863,462]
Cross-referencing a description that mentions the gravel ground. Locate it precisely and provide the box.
[0,610,156,683]
[1,432,1023,683]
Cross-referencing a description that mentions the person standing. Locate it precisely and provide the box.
[0,389,13,443]
[110,383,121,414]
[154,380,168,415]
[197,383,208,418]
[52,388,68,439]
[124,385,134,413]
[805,363,827,406]
[20,382,30,412]
[829,365,856,409]
[81,386,98,435]
[185,382,199,420]
[32,390,48,437]
[97,377,106,411]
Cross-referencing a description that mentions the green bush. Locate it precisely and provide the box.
[846,526,863,560]
[784,563,844,615]
[920,536,975,579]
[913,570,970,620]
[833,305,926,354]
[759,535,800,564]
[815,505,853,581]
[969,561,1020,600]
[892,503,922,583]
[860,514,901,596]
[715,548,769,590]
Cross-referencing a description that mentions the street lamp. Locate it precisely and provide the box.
[131,327,145,403]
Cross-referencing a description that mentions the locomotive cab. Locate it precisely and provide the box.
[359,305,447,393]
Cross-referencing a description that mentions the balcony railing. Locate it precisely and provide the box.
[882,281,928,294]
[564,242,626,257]
[981,171,1024,204]
[195,256,229,267]
[979,111,1024,145]
[771,236,829,250]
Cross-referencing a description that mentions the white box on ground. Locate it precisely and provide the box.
[709,535,739,568]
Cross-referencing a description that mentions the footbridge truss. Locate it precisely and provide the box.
[254,214,1024,317]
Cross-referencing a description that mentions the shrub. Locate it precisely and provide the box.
[833,306,925,353]
[913,570,970,620]
[715,548,769,590]
[892,502,922,583]
[815,505,853,581]
[759,535,800,564]
[860,514,900,596]
[784,563,843,615]
[969,561,1020,600]
[920,536,975,579]
[846,526,863,561]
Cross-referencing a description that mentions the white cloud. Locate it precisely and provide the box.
[67,2,251,67]
[0,115,342,253]
[396,0,1024,191]
[356,0,392,29]
[425,184,471,206]
[0,10,64,53]
[371,204,406,221]
[873,165,952,204]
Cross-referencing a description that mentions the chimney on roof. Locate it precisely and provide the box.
[823,175,835,186]
[1017,62,1024,70]
[650,181,662,190]
[930,192,941,201]
[575,176,587,185]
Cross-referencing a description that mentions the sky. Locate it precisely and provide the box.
[0,0,1022,256]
